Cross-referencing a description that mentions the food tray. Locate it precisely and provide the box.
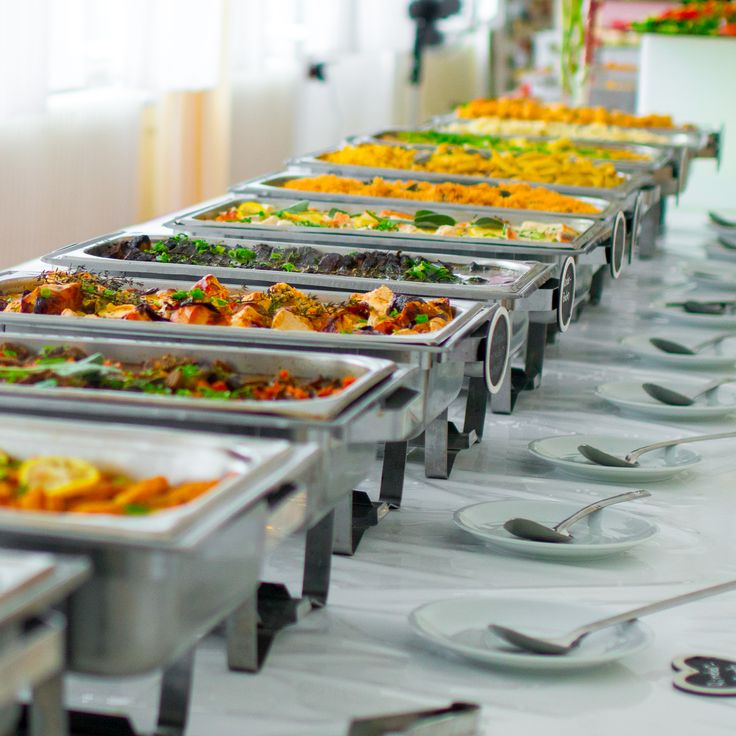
[286,144,651,203]
[429,112,709,151]
[349,131,675,176]
[232,169,623,222]
[0,335,395,422]
[42,230,556,302]
[0,270,485,349]
[165,194,614,259]
[0,414,321,675]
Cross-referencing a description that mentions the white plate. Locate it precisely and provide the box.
[682,260,736,291]
[596,380,736,420]
[705,240,736,263]
[621,334,736,370]
[528,433,701,482]
[453,499,657,560]
[649,297,736,328]
[409,596,653,671]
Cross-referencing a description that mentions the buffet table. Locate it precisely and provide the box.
[61,208,736,734]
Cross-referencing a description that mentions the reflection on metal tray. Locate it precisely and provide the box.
[0,414,320,676]
[0,270,485,349]
[231,168,623,222]
[41,230,555,302]
[165,194,614,259]
[286,144,651,203]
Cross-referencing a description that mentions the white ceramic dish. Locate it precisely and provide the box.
[453,499,658,560]
[621,335,736,370]
[682,260,736,291]
[409,596,653,671]
[596,380,736,420]
[649,297,736,328]
[528,433,701,482]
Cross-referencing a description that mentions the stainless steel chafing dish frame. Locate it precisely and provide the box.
[231,167,623,222]
[0,415,325,734]
[0,549,89,736]
[0,270,501,547]
[40,228,556,303]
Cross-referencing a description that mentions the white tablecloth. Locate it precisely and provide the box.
[67,210,736,735]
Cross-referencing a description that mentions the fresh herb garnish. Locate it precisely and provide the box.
[415,314,429,324]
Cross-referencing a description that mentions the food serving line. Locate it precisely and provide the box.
[0,100,722,734]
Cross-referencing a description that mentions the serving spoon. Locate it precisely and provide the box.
[489,578,736,655]
[577,430,736,468]
[503,490,650,543]
[642,377,736,406]
[649,333,736,355]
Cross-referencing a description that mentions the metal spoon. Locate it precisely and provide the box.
[710,211,736,228]
[577,430,736,468]
[489,578,736,655]
[642,377,736,406]
[503,489,650,543]
[665,299,736,315]
[649,333,736,355]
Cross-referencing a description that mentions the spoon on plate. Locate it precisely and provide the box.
[489,578,736,655]
[578,430,736,467]
[503,489,650,543]
[642,377,736,406]
[710,211,736,228]
[665,299,736,315]
[649,333,736,355]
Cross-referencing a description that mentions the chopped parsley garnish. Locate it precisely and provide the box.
[415,314,429,324]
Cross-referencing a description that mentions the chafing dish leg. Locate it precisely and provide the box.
[589,266,607,306]
[379,441,408,509]
[333,492,387,556]
[155,646,195,736]
[462,377,488,439]
[524,322,547,390]
[29,671,66,736]
[491,369,513,415]
[303,509,335,605]
[638,199,662,259]
[424,410,450,479]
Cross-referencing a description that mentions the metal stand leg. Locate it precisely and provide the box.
[424,409,450,478]
[333,489,388,556]
[589,266,607,306]
[302,509,334,606]
[227,509,336,672]
[155,647,196,736]
[490,367,513,415]
[524,321,547,389]
[29,672,66,736]
[379,441,408,508]
[638,199,662,259]
[462,376,488,439]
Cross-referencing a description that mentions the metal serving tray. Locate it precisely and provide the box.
[349,131,675,175]
[286,144,651,202]
[430,112,708,150]
[0,550,89,736]
[42,230,555,302]
[0,333,396,424]
[165,193,614,259]
[232,168,623,222]
[0,414,321,676]
[0,270,484,349]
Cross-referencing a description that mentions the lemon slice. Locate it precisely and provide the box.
[19,456,101,498]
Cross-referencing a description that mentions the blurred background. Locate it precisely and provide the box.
[1,0,731,267]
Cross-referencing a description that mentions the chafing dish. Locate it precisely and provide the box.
[286,143,651,205]
[231,168,623,222]
[163,193,627,282]
[41,229,555,302]
[0,549,89,736]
